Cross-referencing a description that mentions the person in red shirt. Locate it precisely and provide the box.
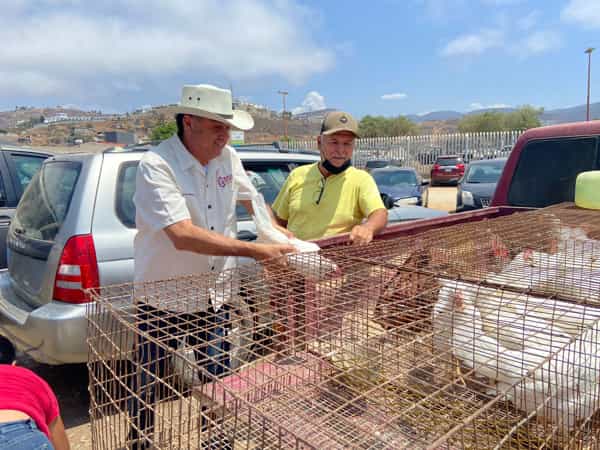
[0,336,70,450]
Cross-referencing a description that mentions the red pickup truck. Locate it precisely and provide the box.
[322,120,600,248]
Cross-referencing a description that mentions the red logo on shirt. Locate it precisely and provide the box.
[217,174,233,188]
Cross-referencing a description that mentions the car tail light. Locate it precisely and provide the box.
[457,163,465,171]
[433,164,441,171]
[53,234,99,304]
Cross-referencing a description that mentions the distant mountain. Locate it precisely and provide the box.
[402,102,600,125]
[405,111,463,122]
[467,107,516,115]
[540,103,600,124]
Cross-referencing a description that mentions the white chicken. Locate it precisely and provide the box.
[487,230,600,307]
[433,280,600,429]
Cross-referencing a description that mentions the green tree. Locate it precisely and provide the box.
[389,116,420,136]
[358,115,419,137]
[457,111,506,132]
[151,121,177,141]
[504,105,543,130]
[458,106,542,132]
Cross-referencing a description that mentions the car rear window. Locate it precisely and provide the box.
[437,157,461,166]
[366,160,389,170]
[465,162,505,183]
[372,170,417,186]
[12,161,81,242]
[508,137,599,207]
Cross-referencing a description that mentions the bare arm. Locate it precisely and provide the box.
[48,416,70,450]
[164,219,294,261]
[349,208,388,245]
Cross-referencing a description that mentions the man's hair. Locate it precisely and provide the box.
[176,114,185,140]
[0,336,15,364]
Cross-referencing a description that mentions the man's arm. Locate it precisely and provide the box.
[164,219,294,261]
[349,208,388,245]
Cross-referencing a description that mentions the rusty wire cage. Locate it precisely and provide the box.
[87,203,600,449]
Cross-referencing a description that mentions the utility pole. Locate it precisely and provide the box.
[585,48,595,121]
[277,90,289,138]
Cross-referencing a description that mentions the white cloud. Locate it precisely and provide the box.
[517,30,563,56]
[292,91,326,115]
[481,0,522,5]
[381,93,407,100]
[517,10,540,30]
[419,0,466,20]
[561,0,600,28]
[0,71,67,96]
[0,0,334,98]
[469,102,511,110]
[441,29,504,56]
[442,23,561,59]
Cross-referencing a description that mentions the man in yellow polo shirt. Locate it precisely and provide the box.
[272,111,387,244]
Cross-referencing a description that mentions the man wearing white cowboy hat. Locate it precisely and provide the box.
[129,84,294,449]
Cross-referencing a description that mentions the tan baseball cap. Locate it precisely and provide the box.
[320,111,359,137]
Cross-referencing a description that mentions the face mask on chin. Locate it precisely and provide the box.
[321,159,352,175]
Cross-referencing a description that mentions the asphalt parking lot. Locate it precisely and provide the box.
[19,186,458,449]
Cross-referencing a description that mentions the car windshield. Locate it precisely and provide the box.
[465,162,505,183]
[437,157,460,166]
[372,170,417,186]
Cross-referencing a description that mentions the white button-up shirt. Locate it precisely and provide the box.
[133,135,257,311]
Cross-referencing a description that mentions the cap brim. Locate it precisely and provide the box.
[173,107,254,131]
[322,127,360,138]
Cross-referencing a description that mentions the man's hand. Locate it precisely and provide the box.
[349,224,375,245]
[252,243,295,266]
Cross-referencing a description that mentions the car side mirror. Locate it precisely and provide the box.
[237,230,257,241]
[380,193,395,210]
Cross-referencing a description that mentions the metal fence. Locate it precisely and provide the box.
[282,130,523,177]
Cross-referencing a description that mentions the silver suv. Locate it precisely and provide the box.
[0,144,319,364]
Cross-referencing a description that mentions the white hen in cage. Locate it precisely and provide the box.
[433,278,600,430]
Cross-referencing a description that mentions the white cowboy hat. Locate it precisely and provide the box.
[173,84,254,131]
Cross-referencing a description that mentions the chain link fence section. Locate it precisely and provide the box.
[282,130,523,177]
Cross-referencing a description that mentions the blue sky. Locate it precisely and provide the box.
[1,0,598,117]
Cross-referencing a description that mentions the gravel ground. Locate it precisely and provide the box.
[18,186,458,449]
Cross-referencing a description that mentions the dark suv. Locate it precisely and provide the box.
[0,146,52,268]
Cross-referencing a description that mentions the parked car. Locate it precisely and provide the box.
[387,205,448,223]
[370,167,427,206]
[0,146,52,269]
[364,158,402,172]
[456,158,507,212]
[430,155,465,186]
[0,144,319,364]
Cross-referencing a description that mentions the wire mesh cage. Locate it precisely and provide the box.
[88,203,600,449]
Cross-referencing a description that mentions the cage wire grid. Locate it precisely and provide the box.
[87,203,600,449]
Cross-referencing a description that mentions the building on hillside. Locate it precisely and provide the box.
[293,108,338,123]
[104,131,137,145]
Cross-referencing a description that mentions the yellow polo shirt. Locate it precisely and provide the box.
[272,163,385,241]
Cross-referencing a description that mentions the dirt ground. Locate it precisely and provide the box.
[19,187,458,449]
